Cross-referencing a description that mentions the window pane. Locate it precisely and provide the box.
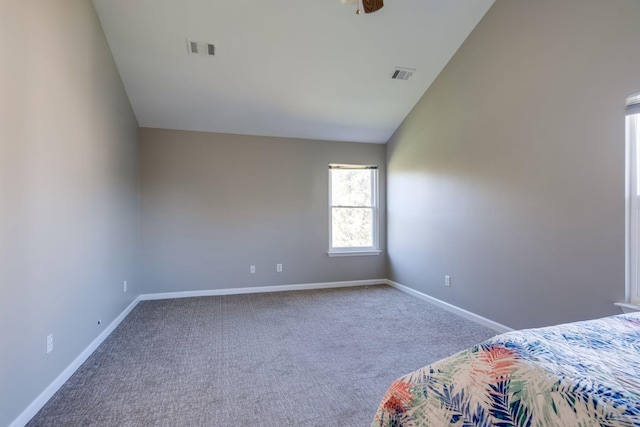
[331,207,373,247]
[634,115,640,196]
[331,169,372,207]
[632,113,640,304]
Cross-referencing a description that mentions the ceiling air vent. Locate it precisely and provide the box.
[391,67,415,81]
[187,39,215,56]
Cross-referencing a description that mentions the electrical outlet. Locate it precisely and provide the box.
[250,265,256,274]
[123,280,127,293]
[46,334,53,354]
[276,263,282,273]
[445,275,451,287]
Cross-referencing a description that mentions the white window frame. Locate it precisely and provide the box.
[327,164,381,257]
[626,101,640,305]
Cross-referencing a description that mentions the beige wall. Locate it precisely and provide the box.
[387,0,640,329]
[140,128,386,294]
[0,1,140,425]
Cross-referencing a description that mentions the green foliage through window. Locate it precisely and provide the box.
[329,165,378,250]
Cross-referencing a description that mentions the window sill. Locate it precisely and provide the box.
[614,302,640,313]
[327,249,382,257]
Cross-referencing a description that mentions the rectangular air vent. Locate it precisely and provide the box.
[187,39,215,56]
[391,67,415,81]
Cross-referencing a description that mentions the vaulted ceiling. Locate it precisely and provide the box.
[92,0,495,143]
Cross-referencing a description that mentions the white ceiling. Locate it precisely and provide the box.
[92,0,494,143]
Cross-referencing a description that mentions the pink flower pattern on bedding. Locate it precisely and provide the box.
[372,313,640,427]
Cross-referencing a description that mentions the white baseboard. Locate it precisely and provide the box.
[12,278,385,426]
[9,296,141,427]
[385,280,513,334]
[140,279,386,301]
[11,277,505,427]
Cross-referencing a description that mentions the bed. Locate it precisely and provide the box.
[372,312,640,427]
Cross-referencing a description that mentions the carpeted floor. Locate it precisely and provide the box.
[27,285,496,427]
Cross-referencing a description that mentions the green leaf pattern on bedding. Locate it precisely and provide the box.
[372,313,640,427]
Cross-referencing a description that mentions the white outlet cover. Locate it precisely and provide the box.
[46,334,53,354]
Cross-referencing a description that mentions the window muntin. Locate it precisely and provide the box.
[328,164,379,255]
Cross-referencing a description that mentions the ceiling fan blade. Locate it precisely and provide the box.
[362,0,383,13]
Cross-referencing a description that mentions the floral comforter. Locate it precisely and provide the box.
[372,313,640,427]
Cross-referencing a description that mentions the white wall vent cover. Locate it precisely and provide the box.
[187,39,215,56]
[391,67,415,81]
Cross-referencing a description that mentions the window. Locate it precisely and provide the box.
[626,92,640,304]
[328,164,381,256]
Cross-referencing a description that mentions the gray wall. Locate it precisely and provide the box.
[387,0,640,330]
[0,1,140,425]
[140,128,386,294]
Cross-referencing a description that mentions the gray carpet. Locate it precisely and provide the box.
[27,285,496,427]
